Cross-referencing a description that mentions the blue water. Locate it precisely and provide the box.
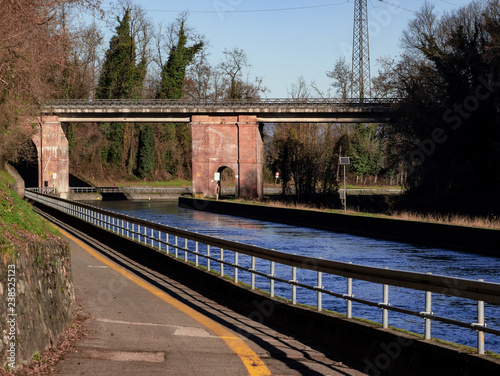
[91,200,500,353]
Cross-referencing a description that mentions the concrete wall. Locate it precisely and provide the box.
[179,198,500,255]
[33,200,500,376]
[0,240,75,369]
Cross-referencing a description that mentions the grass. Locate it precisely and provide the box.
[0,169,60,254]
[221,197,500,230]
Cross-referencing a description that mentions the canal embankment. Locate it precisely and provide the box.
[1,168,75,370]
[179,197,500,255]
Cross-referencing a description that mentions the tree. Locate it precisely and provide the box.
[326,57,353,100]
[153,13,204,180]
[137,124,154,178]
[97,8,146,100]
[156,15,204,100]
[218,47,267,100]
[96,7,148,169]
[267,77,341,202]
[384,0,500,214]
[0,0,101,165]
[349,124,382,183]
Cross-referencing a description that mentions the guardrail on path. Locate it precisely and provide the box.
[25,189,500,355]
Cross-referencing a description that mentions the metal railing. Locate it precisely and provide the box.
[25,189,500,354]
[45,97,400,110]
[68,187,192,194]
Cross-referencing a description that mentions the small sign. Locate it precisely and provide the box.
[339,157,350,165]
[214,172,220,181]
[52,173,57,180]
[339,189,346,200]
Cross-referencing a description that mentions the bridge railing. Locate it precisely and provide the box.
[45,97,400,109]
[68,187,192,194]
[25,189,500,355]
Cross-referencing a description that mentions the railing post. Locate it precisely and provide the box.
[207,245,211,272]
[251,256,256,290]
[291,266,297,305]
[220,248,224,277]
[425,290,432,340]
[477,279,485,355]
[195,241,199,266]
[478,299,485,354]
[184,238,188,262]
[166,233,169,254]
[270,261,275,298]
[346,277,353,319]
[175,236,178,259]
[234,252,238,283]
[382,283,389,329]
[317,270,323,312]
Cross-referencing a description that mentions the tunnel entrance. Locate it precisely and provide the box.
[10,140,39,188]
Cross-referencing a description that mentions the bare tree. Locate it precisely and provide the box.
[326,57,353,100]
[0,0,101,164]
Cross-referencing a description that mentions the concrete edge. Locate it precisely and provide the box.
[178,197,500,255]
[32,200,500,376]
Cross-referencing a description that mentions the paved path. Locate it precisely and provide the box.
[46,213,368,376]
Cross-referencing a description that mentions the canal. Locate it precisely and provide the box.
[90,200,500,354]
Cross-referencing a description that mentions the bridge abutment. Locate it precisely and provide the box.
[191,115,263,199]
[30,116,69,198]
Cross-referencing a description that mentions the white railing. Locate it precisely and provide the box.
[25,189,500,355]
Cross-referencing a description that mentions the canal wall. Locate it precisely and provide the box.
[33,200,500,376]
[178,198,500,255]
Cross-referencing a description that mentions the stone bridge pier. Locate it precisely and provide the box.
[30,116,69,198]
[191,115,263,200]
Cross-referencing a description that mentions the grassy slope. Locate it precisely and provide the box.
[0,170,59,254]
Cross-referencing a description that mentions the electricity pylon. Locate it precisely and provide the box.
[351,0,371,100]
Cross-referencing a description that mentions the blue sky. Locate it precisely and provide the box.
[98,0,475,97]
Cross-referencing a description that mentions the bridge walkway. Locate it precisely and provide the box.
[42,210,368,376]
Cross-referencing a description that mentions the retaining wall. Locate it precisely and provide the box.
[178,198,500,255]
[0,239,75,369]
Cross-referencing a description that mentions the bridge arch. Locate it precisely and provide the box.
[216,165,237,199]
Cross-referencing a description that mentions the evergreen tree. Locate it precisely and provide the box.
[156,17,203,179]
[157,21,203,100]
[349,124,382,183]
[97,9,146,100]
[137,124,154,179]
[96,8,146,167]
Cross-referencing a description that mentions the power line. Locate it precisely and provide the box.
[138,2,351,14]
[375,0,416,14]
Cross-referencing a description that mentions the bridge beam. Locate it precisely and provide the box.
[191,115,263,200]
[30,116,69,198]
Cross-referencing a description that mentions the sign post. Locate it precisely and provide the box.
[214,172,220,201]
[339,157,350,213]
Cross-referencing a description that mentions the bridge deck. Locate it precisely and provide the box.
[43,98,398,123]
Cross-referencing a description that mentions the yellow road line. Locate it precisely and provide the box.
[56,225,271,376]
